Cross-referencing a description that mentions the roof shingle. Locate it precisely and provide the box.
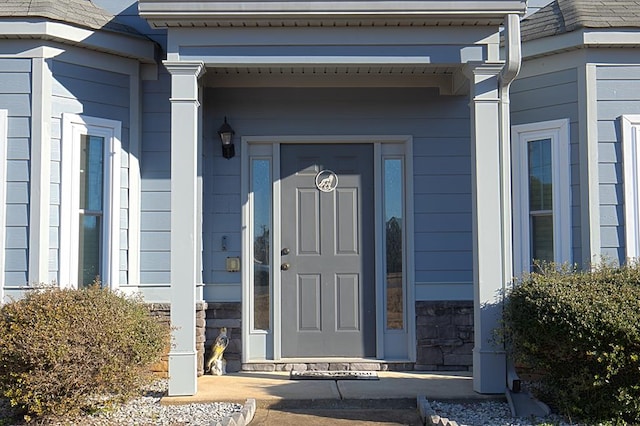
[0,0,140,36]
[521,0,640,42]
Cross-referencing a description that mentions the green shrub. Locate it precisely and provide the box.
[0,286,170,419]
[502,262,640,423]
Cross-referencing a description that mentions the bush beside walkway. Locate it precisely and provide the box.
[502,262,640,424]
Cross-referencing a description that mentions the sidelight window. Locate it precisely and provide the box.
[384,158,404,330]
[252,158,271,331]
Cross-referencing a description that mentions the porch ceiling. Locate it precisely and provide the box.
[202,65,467,94]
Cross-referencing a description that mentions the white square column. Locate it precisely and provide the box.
[465,63,508,394]
[164,61,205,396]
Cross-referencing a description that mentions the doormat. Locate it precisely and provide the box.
[290,371,379,380]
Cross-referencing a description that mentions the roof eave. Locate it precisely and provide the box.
[0,19,157,63]
[138,0,527,27]
[522,28,640,60]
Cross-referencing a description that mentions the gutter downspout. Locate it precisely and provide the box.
[499,13,522,391]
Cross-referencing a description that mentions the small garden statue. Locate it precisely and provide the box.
[206,327,229,375]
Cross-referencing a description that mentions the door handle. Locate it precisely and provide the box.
[281,263,291,271]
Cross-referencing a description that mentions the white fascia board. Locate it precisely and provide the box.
[139,0,526,15]
[189,56,442,67]
[583,30,640,46]
[168,25,499,47]
[139,0,526,26]
[0,20,156,63]
[522,29,640,60]
[521,30,586,59]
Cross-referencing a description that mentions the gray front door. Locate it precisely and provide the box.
[280,144,375,357]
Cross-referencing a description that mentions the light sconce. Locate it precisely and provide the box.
[218,117,235,159]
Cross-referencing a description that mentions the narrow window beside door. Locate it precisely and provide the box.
[384,158,404,330]
[252,158,271,331]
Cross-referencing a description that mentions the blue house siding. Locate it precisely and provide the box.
[201,86,473,301]
[596,65,640,263]
[139,69,171,286]
[0,58,32,287]
[511,68,582,266]
[49,60,131,284]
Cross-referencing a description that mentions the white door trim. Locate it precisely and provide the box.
[241,135,414,363]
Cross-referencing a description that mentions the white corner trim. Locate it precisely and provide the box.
[60,113,121,289]
[511,118,571,274]
[127,70,142,287]
[621,115,640,261]
[580,64,601,267]
[0,110,8,301]
[28,57,52,286]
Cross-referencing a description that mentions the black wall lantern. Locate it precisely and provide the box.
[218,117,235,159]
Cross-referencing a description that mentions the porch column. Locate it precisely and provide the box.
[164,61,205,396]
[465,62,508,394]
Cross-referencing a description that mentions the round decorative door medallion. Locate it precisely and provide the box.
[315,170,339,192]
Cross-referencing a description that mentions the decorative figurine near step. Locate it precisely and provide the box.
[206,327,229,375]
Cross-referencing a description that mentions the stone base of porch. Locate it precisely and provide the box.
[198,300,474,375]
[147,302,208,377]
[415,301,474,372]
[205,302,242,373]
[241,361,416,372]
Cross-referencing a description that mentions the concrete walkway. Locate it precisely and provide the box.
[161,371,505,425]
[162,371,500,407]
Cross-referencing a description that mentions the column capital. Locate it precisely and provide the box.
[163,61,206,79]
[462,61,504,80]
[465,62,502,102]
[165,61,205,102]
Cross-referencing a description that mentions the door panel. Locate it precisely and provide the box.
[297,189,320,255]
[298,274,321,331]
[336,188,359,254]
[336,273,360,330]
[281,144,374,358]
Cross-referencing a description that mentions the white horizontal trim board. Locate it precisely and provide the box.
[140,0,527,24]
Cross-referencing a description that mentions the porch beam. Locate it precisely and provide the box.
[465,62,507,394]
[165,60,205,396]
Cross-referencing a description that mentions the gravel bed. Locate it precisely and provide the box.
[429,400,575,426]
[0,380,243,426]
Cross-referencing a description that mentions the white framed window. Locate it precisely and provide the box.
[512,119,571,274]
[0,110,7,297]
[621,115,640,260]
[60,114,121,289]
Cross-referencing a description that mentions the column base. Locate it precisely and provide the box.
[168,351,198,396]
[473,348,506,394]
